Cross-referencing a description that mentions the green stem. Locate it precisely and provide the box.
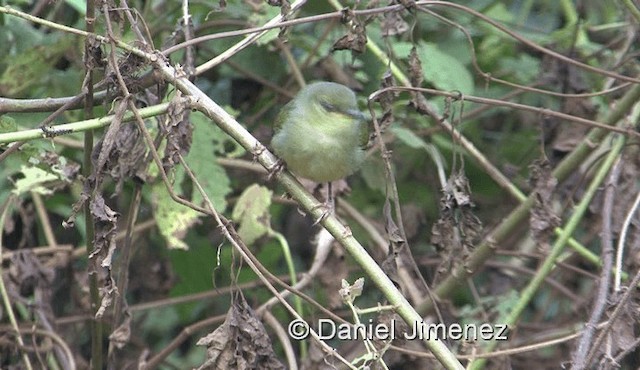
[270,230,307,358]
[469,133,626,370]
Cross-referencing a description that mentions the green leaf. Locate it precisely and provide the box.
[416,42,474,93]
[391,126,429,150]
[499,53,540,83]
[12,165,58,195]
[63,0,87,15]
[360,155,387,193]
[183,112,237,211]
[231,184,273,245]
[248,5,281,46]
[0,36,73,97]
[151,182,201,250]
[0,116,17,133]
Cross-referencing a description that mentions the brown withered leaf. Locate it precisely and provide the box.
[381,10,409,36]
[407,46,429,114]
[378,71,396,130]
[381,249,401,291]
[431,171,483,281]
[408,46,423,88]
[585,297,640,364]
[95,272,117,319]
[332,9,367,53]
[384,199,406,246]
[381,199,403,289]
[40,151,81,183]
[109,52,147,92]
[7,250,54,298]
[88,194,119,264]
[109,311,132,349]
[529,159,560,249]
[88,194,119,318]
[162,96,193,173]
[84,35,106,70]
[92,99,147,193]
[196,292,284,370]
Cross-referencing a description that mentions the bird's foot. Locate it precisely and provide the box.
[311,201,334,226]
[267,158,285,181]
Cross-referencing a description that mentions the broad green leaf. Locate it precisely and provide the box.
[248,5,281,46]
[231,184,272,245]
[0,116,17,133]
[152,182,201,250]
[499,53,540,83]
[416,42,474,93]
[183,112,237,211]
[63,0,87,15]
[0,36,73,97]
[12,165,58,195]
[391,41,413,58]
[391,126,429,150]
[360,155,386,193]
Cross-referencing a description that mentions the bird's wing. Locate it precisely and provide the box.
[273,99,295,133]
[359,117,371,150]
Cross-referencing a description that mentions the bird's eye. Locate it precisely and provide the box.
[320,100,337,112]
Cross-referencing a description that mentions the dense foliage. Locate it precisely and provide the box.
[1,1,640,369]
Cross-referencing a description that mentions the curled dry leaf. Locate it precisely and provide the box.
[7,249,54,298]
[88,194,119,318]
[431,171,483,280]
[381,10,409,37]
[339,277,365,304]
[378,71,396,130]
[162,96,194,173]
[109,312,132,349]
[196,293,284,370]
[528,159,560,250]
[332,9,367,54]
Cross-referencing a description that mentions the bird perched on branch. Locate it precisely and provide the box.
[271,81,368,185]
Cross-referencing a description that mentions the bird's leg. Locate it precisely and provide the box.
[327,181,335,212]
[311,182,335,225]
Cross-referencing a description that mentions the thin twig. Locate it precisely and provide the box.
[571,158,621,370]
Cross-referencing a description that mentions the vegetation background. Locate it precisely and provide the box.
[1,0,640,369]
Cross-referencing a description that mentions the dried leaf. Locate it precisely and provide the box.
[339,278,365,303]
[109,312,132,349]
[88,194,120,318]
[332,9,367,54]
[384,199,405,245]
[196,292,284,369]
[162,96,194,173]
[431,171,483,280]
[7,250,54,298]
[92,99,146,193]
[381,10,409,36]
[378,71,396,129]
[408,46,424,88]
[529,159,560,249]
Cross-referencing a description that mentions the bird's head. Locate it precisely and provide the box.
[302,82,366,122]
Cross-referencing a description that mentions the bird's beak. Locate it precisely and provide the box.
[347,109,366,121]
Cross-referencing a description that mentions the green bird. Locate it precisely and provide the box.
[271,81,368,183]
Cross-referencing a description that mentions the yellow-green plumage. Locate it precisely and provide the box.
[271,82,368,182]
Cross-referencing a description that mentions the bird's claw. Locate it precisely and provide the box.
[267,158,285,181]
[311,201,334,226]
